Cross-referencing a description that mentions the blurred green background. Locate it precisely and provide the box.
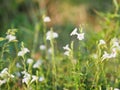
[0,0,115,50]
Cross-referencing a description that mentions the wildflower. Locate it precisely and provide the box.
[0,68,14,78]
[18,47,30,57]
[46,30,58,40]
[27,58,34,64]
[76,33,84,40]
[30,75,38,83]
[22,71,31,85]
[64,51,70,56]
[63,44,71,51]
[39,45,46,50]
[99,39,106,45]
[6,34,16,42]
[63,44,71,56]
[48,48,52,54]
[114,88,120,90]
[70,28,78,36]
[16,63,22,68]
[0,79,7,86]
[102,51,111,60]
[33,60,43,69]
[43,16,51,22]
[39,76,44,82]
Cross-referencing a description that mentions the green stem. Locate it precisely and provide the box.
[50,35,56,90]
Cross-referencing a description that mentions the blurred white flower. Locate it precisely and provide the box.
[63,44,71,51]
[0,68,14,78]
[40,45,46,50]
[22,71,31,85]
[43,16,51,22]
[48,48,52,54]
[70,28,78,36]
[33,60,43,69]
[18,48,30,57]
[114,88,120,90]
[99,39,106,45]
[0,79,7,86]
[39,76,44,82]
[64,51,70,56]
[30,75,38,83]
[102,51,111,60]
[76,33,84,40]
[27,58,34,64]
[6,34,16,42]
[102,49,117,61]
[46,31,58,40]
[16,63,22,68]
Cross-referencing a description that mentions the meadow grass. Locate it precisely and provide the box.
[0,1,120,90]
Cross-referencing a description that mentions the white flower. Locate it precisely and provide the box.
[64,51,70,56]
[46,31,58,40]
[0,79,7,86]
[33,60,43,69]
[76,33,84,40]
[99,39,106,45]
[16,63,22,68]
[0,68,14,78]
[39,76,44,82]
[22,71,31,85]
[70,28,78,36]
[6,34,16,42]
[39,45,46,50]
[0,68,8,78]
[63,44,71,51]
[27,58,34,64]
[43,16,51,22]
[102,51,111,60]
[18,48,30,56]
[30,75,38,84]
[114,88,120,90]
[48,48,52,54]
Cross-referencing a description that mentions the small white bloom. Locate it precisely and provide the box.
[0,68,14,78]
[33,60,43,69]
[102,51,110,60]
[70,28,78,36]
[64,51,70,56]
[22,71,31,85]
[18,48,30,56]
[16,63,22,68]
[99,39,106,45]
[39,76,44,82]
[6,34,16,42]
[48,48,52,54]
[114,88,120,90]
[0,79,7,86]
[63,44,71,51]
[40,45,46,50]
[30,75,38,83]
[46,31,58,40]
[110,48,117,58]
[76,33,84,40]
[27,58,34,64]
[43,16,51,22]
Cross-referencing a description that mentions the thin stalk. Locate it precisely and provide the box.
[50,35,56,90]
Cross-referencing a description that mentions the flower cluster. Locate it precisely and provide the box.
[22,71,44,85]
[0,68,14,86]
[102,38,120,61]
